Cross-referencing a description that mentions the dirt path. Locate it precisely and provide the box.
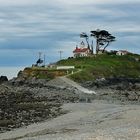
[60,77,96,94]
[1,101,140,140]
[46,76,96,95]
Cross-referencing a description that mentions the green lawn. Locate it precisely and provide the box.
[57,54,140,82]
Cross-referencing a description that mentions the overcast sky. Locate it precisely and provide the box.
[0,0,140,66]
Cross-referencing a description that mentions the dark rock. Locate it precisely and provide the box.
[82,77,140,90]
[128,92,139,101]
[0,76,8,84]
[133,83,140,90]
[0,71,81,133]
[0,82,65,133]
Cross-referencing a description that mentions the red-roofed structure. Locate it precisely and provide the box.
[73,41,92,58]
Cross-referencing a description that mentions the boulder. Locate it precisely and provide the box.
[128,92,139,101]
[0,76,8,84]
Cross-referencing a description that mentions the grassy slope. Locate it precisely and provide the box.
[57,54,140,82]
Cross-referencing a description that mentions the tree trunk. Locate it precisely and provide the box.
[102,42,109,53]
[86,38,90,50]
[91,40,94,54]
[96,39,99,54]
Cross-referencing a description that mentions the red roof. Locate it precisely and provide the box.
[73,47,89,53]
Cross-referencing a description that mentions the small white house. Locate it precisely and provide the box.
[116,50,130,56]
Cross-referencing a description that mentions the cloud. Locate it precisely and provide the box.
[0,0,139,66]
[0,0,139,6]
[54,0,140,6]
[0,1,139,38]
[1,0,140,4]
[0,0,46,6]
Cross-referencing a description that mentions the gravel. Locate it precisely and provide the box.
[0,101,140,140]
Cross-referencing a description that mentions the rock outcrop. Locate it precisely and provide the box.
[0,76,8,84]
[0,84,63,133]
[0,71,80,133]
[82,77,140,104]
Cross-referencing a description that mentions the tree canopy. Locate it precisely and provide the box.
[91,29,115,54]
[80,29,116,54]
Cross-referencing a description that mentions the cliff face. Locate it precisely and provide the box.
[17,67,68,80]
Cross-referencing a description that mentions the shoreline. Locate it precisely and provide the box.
[0,67,25,80]
[0,102,140,140]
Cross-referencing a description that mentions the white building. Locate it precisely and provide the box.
[116,50,130,56]
[73,41,92,58]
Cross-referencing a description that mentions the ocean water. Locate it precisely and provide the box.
[0,67,25,80]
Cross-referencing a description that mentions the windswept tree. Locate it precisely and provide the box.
[80,32,94,54]
[90,29,115,54]
[80,32,90,49]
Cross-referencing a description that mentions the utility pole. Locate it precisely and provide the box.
[58,51,63,60]
[43,54,46,66]
[38,52,42,59]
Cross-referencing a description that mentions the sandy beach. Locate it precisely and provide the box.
[0,101,140,140]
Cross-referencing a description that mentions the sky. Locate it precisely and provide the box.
[0,0,140,67]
